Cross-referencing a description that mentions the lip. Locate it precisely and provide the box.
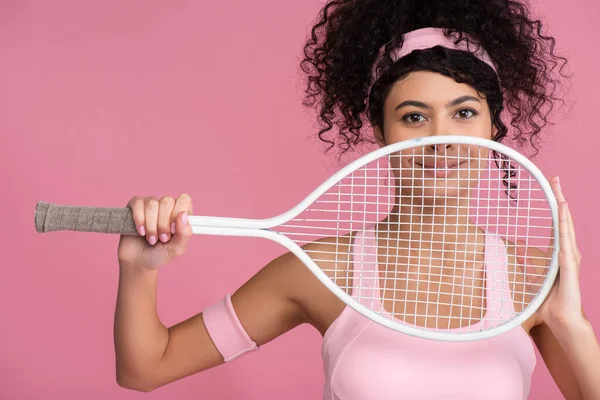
[413,160,467,178]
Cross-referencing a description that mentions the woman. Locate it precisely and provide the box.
[114,0,600,398]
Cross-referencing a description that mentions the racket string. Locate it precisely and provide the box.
[281,145,554,333]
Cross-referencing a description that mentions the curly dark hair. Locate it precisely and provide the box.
[300,0,568,156]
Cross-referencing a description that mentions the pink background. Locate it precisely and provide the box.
[1,1,598,399]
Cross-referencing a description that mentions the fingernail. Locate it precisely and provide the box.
[556,176,561,191]
[148,236,157,246]
[182,212,188,225]
[139,226,146,236]
[171,223,176,234]
[159,233,168,243]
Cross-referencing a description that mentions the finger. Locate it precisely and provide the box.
[158,196,175,243]
[565,203,581,264]
[556,203,582,301]
[167,211,192,258]
[557,201,577,275]
[547,175,564,257]
[171,193,193,234]
[565,203,578,247]
[550,175,566,203]
[558,201,569,247]
[144,197,160,246]
[127,196,146,236]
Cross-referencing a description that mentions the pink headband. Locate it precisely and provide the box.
[371,27,497,86]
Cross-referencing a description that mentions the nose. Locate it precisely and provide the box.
[428,142,453,153]
[427,121,455,152]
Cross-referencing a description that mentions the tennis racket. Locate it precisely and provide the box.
[34,135,559,342]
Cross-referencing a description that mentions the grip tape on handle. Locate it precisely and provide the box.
[35,202,137,235]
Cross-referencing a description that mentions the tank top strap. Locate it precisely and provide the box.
[484,233,517,324]
[350,228,517,327]
[350,226,384,312]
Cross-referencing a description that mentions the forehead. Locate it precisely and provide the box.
[386,71,485,105]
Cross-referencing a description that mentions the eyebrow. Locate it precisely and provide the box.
[394,95,481,111]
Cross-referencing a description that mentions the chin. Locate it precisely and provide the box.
[401,178,471,205]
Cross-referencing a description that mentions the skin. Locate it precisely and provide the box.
[113,72,599,399]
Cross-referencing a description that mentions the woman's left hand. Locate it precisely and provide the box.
[519,175,584,330]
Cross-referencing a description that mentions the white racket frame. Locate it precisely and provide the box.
[188,135,560,341]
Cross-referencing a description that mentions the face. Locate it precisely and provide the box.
[375,71,496,205]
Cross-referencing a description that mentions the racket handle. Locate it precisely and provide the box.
[35,202,138,235]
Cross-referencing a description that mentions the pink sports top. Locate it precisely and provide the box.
[203,228,537,400]
[321,228,537,400]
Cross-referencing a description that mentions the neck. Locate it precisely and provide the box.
[383,198,479,242]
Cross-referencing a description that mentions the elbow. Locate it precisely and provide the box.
[116,369,159,393]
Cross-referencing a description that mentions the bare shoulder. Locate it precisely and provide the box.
[287,234,356,335]
[504,238,549,271]
[503,238,551,329]
[302,234,355,287]
[232,234,355,338]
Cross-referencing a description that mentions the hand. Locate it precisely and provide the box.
[518,176,584,330]
[117,194,193,269]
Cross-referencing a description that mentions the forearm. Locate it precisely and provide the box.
[114,262,169,384]
[553,319,600,400]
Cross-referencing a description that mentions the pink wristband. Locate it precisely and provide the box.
[203,294,259,362]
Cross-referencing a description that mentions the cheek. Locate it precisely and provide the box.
[443,119,491,140]
[382,125,423,146]
[465,113,495,139]
[380,112,421,145]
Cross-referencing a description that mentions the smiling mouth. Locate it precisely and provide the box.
[413,160,467,178]
[414,160,466,168]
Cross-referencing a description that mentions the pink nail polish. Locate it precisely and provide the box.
[556,176,561,191]
[159,233,168,243]
[139,226,145,236]
[182,212,189,225]
[171,223,176,234]
[148,236,157,246]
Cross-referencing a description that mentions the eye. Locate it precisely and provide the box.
[402,113,427,123]
[454,108,478,119]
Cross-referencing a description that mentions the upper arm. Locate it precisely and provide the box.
[531,322,584,400]
[141,249,316,390]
